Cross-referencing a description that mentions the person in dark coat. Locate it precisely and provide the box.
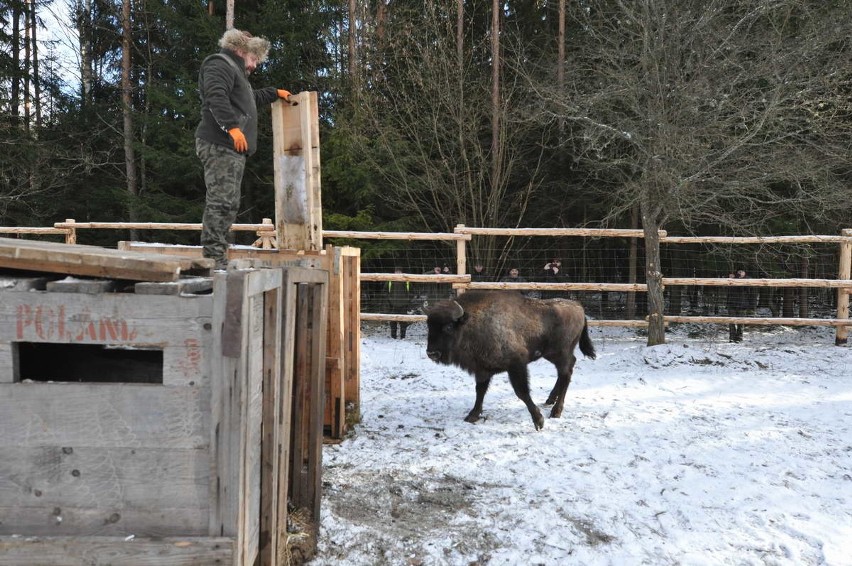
[727,269,755,342]
[386,267,414,339]
[542,257,565,298]
[471,263,488,282]
[500,267,537,298]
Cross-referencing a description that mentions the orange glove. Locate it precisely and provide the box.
[277,89,298,105]
[228,127,248,153]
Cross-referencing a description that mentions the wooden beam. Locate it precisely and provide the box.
[0,536,233,566]
[272,92,323,252]
[0,237,213,282]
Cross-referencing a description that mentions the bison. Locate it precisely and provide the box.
[425,290,596,430]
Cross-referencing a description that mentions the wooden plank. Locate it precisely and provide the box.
[0,344,12,384]
[0,384,208,449]
[283,268,328,526]
[343,250,361,416]
[306,284,327,524]
[276,270,297,558]
[45,278,117,294]
[259,286,282,566]
[0,536,233,566]
[0,292,213,349]
[324,247,345,438]
[0,447,209,537]
[210,269,282,565]
[272,92,323,252]
[0,237,213,282]
[134,277,213,296]
[209,273,236,539]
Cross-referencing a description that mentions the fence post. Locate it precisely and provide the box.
[456,224,467,295]
[64,219,76,244]
[837,229,851,345]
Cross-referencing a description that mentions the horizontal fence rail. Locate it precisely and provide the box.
[3,220,850,341]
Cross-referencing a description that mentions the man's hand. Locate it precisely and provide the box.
[228,127,248,153]
[277,89,298,105]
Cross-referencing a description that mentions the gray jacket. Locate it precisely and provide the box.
[195,49,278,156]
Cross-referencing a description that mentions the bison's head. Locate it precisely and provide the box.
[425,300,466,365]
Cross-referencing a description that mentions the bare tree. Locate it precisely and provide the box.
[121,0,138,236]
[525,0,851,345]
[356,2,547,267]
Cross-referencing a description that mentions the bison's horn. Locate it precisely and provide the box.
[450,300,465,321]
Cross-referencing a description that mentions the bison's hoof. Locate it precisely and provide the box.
[532,412,544,430]
[549,408,563,419]
[464,413,480,424]
[544,396,556,406]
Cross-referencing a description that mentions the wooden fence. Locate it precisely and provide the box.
[2,222,850,344]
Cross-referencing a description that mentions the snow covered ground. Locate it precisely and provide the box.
[309,322,852,566]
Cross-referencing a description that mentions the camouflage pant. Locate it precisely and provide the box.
[196,138,246,268]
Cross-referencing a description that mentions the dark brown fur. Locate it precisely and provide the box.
[425,291,596,430]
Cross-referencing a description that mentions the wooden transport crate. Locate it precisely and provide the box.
[0,260,328,565]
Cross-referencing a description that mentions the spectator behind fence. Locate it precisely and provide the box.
[500,267,538,298]
[471,263,488,282]
[542,257,566,298]
[727,268,756,342]
[424,265,451,305]
[385,267,415,339]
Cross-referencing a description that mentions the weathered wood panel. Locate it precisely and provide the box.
[284,268,328,526]
[0,447,209,537]
[0,384,208,449]
[210,269,282,565]
[0,536,233,565]
[0,293,212,386]
[0,292,213,348]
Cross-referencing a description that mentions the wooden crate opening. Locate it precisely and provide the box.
[14,342,164,384]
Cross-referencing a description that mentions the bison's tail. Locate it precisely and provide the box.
[579,319,597,360]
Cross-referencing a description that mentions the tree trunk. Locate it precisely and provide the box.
[226,0,234,29]
[23,0,31,128]
[121,0,138,238]
[490,0,501,189]
[557,0,566,140]
[12,0,21,120]
[77,0,94,104]
[29,0,40,126]
[641,200,665,345]
[348,0,357,91]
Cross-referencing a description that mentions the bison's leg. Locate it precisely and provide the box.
[465,374,492,423]
[507,364,545,430]
[548,353,577,419]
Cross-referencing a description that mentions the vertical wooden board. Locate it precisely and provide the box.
[272,92,322,252]
[343,250,361,413]
[324,247,345,438]
[259,287,282,566]
[289,285,312,512]
[276,273,297,556]
[209,272,236,538]
[0,343,13,384]
[306,284,328,523]
[837,233,851,344]
[240,288,266,566]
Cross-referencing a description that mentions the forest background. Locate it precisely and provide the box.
[2,1,851,340]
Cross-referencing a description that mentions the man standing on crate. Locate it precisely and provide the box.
[195,28,296,270]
